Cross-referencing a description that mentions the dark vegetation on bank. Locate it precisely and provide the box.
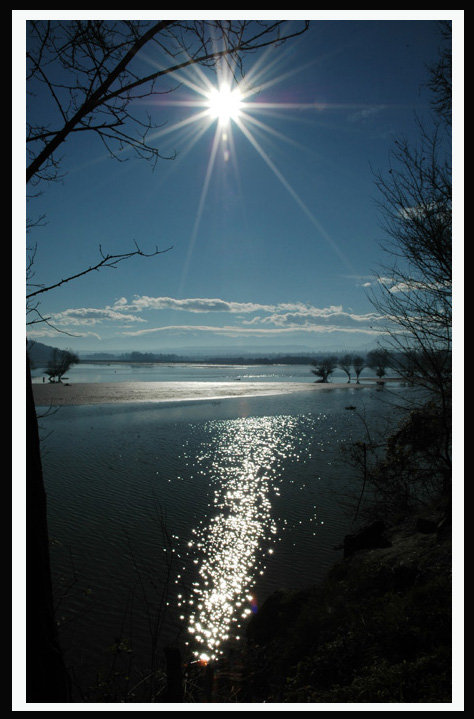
[79,495,452,704]
[225,500,452,704]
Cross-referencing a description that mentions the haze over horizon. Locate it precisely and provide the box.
[28,337,382,361]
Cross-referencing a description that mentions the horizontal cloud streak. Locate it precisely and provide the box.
[27,326,102,341]
[246,307,382,328]
[122,323,382,338]
[31,294,386,345]
[113,296,279,314]
[51,307,147,326]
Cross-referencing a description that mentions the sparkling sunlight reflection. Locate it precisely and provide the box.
[181,415,304,662]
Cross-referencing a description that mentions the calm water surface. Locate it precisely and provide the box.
[36,367,408,693]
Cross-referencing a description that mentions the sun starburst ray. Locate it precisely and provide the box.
[145,52,355,278]
[235,117,354,272]
[178,122,225,294]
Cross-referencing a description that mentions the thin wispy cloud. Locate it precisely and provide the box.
[347,105,388,124]
[51,307,148,326]
[122,323,381,339]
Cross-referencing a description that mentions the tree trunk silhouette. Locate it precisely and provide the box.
[26,352,70,702]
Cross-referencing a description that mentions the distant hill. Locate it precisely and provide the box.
[27,340,57,368]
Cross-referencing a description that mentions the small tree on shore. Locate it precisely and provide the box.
[352,355,365,384]
[338,354,353,383]
[367,349,390,380]
[46,348,79,383]
[311,356,338,383]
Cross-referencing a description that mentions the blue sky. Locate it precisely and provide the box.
[20,11,460,356]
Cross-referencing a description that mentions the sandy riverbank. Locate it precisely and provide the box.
[32,380,368,407]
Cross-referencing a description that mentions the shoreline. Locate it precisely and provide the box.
[31,380,371,407]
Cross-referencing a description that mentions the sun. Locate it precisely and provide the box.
[206,83,243,126]
[156,61,347,289]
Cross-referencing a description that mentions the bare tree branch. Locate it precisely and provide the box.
[26,20,310,185]
[368,23,452,470]
[25,19,309,327]
[26,243,172,300]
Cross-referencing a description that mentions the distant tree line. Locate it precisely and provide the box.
[118,351,394,373]
[120,350,384,368]
[123,351,182,363]
[118,350,329,365]
[91,351,323,364]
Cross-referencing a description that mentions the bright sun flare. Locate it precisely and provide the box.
[162,61,350,293]
[206,84,243,125]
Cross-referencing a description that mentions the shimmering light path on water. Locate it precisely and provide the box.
[179,414,313,661]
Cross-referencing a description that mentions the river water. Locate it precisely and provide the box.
[34,363,409,697]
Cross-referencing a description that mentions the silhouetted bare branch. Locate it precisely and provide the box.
[26,20,310,186]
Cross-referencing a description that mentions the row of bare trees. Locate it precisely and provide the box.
[311,349,391,383]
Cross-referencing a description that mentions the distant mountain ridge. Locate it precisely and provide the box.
[27,340,56,367]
